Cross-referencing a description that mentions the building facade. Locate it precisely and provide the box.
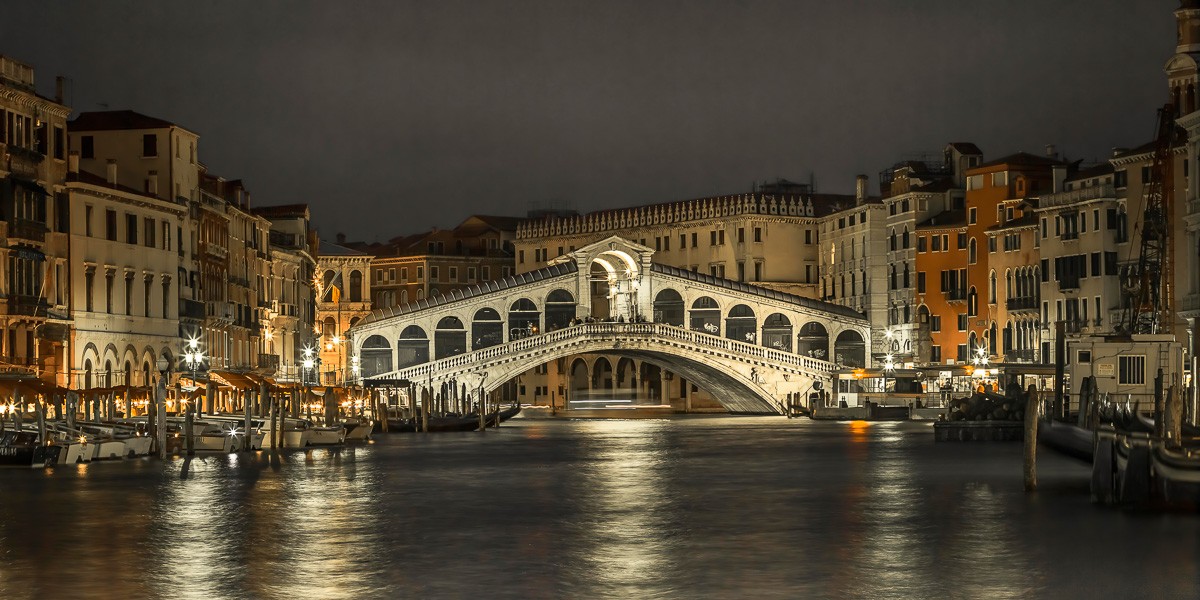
[316,240,373,385]
[0,55,72,385]
[252,204,318,384]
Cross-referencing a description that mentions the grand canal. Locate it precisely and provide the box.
[0,417,1196,599]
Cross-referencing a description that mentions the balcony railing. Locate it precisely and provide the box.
[6,295,48,317]
[9,218,47,243]
[4,144,45,179]
[1037,184,1117,209]
[1005,296,1038,311]
[1058,278,1080,291]
[1006,348,1037,362]
[179,298,205,320]
[258,354,280,373]
[943,288,968,301]
[1061,231,1079,241]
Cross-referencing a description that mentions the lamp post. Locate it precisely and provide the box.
[883,353,896,403]
[183,336,205,413]
[154,353,170,459]
[302,345,315,421]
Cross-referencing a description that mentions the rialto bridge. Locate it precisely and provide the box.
[347,237,872,414]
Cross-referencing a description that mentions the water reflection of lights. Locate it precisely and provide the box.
[574,420,673,591]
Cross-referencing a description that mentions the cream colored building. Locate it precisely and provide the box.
[816,179,888,361]
[0,55,72,385]
[514,182,850,298]
[316,241,373,385]
[252,204,318,384]
[65,158,187,388]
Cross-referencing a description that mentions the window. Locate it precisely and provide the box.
[710,231,717,246]
[162,279,170,319]
[930,346,942,363]
[53,126,64,160]
[416,266,424,280]
[755,262,763,281]
[79,134,96,159]
[142,133,157,157]
[957,233,967,250]
[663,236,669,251]
[917,236,927,252]
[930,315,941,332]
[917,271,926,293]
[144,217,156,248]
[518,250,524,264]
[691,233,698,248]
[448,266,457,281]
[968,238,977,264]
[738,228,745,243]
[930,235,941,252]
[958,314,968,331]
[968,207,977,225]
[655,237,662,251]
[1118,355,1146,385]
[754,227,762,242]
[105,209,117,241]
[144,275,152,317]
[85,270,94,312]
[737,262,745,282]
[804,230,812,244]
[680,234,686,249]
[85,205,93,237]
[468,267,476,281]
[105,273,114,314]
[482,266,490,281]
[126,214,138,244]
[431,266,440,281]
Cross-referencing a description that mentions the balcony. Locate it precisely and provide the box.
[270,231,303,250]
[1061,231,1079,241]
[943,288,968,301]
[1006,348,1037,362]
[200,242,228,260]
[257,354,280,374]
[6,295,48,317]
[1058,278,1080,291]
[179,298,205,320]
[1005,296,1038,311]
[4,145,45,179]
[9,218,47,243]
[229,276,250,289]
[1037,184,1117,209]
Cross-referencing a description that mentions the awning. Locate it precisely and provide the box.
[209,370,261,390]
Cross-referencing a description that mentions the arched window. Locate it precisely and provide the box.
[890,228,897,251]
[902,226,910,249]
[689,297,720,334]
[762,313,792,351]
[509,298,540,338]
[434,316,467,360]
[797,322,829,360]
[968,237,977,264]
[472,307,503,350]
[833,330,866,368]
[544,290,576,330]
[396,325,429,369]
[725,304,757,343]
[361,334,394,376]
[652,289,685,326]
[968,286,978,317]
[989,270,997,303]
[323,270,335,292]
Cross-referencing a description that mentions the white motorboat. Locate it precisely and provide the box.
[342,418,373,441]
[308,423,346,446]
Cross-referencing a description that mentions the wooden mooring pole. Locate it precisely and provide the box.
[1023,384,1039,492]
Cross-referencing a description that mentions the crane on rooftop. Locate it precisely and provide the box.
[1121,103,1177,336]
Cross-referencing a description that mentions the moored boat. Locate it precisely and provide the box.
[0,431,61,468]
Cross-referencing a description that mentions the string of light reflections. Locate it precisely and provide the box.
[0,418,1195,599]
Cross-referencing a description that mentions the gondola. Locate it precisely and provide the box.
[423,415,482,432]
[0,431,62,468]
[485,405,522,427]
[1036,418,1094,463]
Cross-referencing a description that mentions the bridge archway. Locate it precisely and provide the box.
[592,357,614,390]
[835,330,866,368]
[797,322,829,360]
[509,298,539,339]
[361,334,393,377]
[545,289,577,330]
[726,304,757,343]
[472,308,503,350]
[570,358,589,394]
[397,325,429,369]
[616,357,637,393]
[434,316,467,360]
[690,296,720,334]
[653,288,684,326]
[763,313,792,352]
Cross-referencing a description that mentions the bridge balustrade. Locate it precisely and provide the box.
[381,322,839,383]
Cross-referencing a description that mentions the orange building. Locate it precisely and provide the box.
[914,211,969,364]
[963,153,1064,359]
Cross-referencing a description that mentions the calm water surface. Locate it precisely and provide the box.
[0,417,1197,599]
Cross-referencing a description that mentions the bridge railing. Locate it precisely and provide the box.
[379,322,839,382]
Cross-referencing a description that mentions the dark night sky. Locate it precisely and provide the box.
[1,1,1174,242]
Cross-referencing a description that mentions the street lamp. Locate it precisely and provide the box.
[183,336,205,390]
[883,352,896,399]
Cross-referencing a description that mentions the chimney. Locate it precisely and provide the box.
[1111,147,1128,158]
[336,232,346,244]
[68,151,79,174]
[147,170,159,196]
[106,159,117,185]
[55,76,65,104]
[855,175,868,204]
[1045,144,1058,159]
[1051,164,1067,193]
